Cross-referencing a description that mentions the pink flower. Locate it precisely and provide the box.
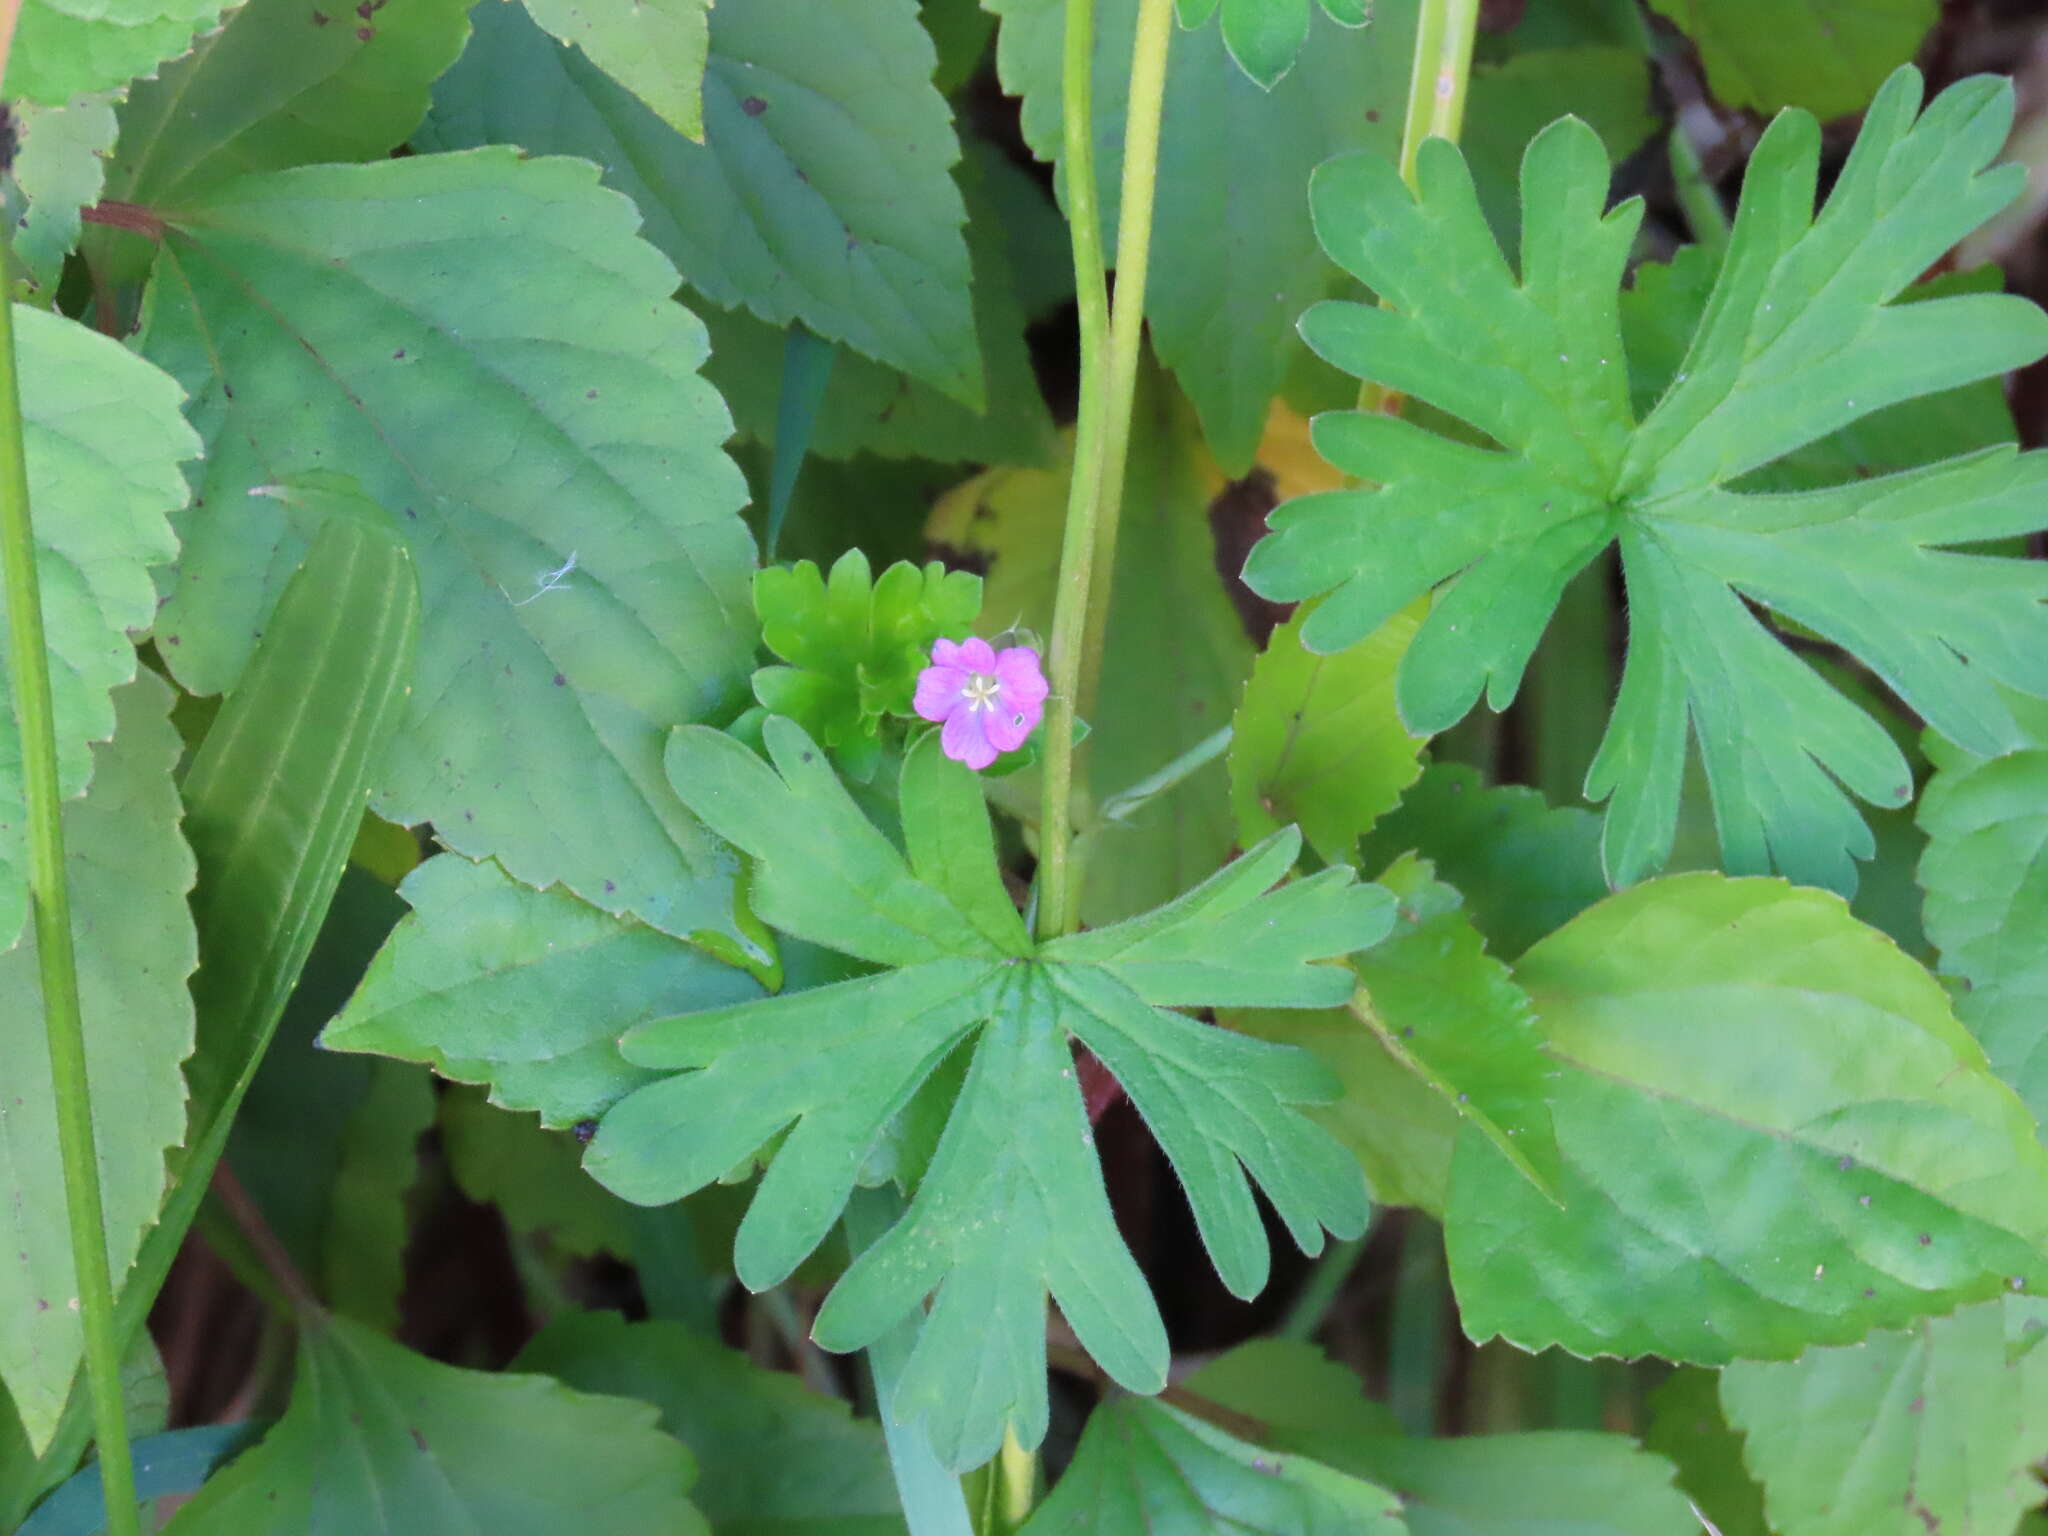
[913,637,1049,771]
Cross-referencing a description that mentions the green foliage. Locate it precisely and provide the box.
[322,852,762,1128]
[423,0,983,406]
[1646,0,1938,119]
[1227,601,1426,866]
[0,306,193,947]
[228,871,430,1331]
[1172,0,1374,92]
[517,0,710,141]
[159,1315,707,1533]
[586,720,1388,1467]
[101,0,472,209]
[0,675,193,1454]
[1017,1394,1407,1534]
[439,1086,632,1260]
[752,549,982,778]
[1357,763,1607,962]
[1917,698,2048,1133]
[1722,1297,2048,1536]
[139,150,760,951]
[1354,855,1560,1199]
[1184,1340,1703,1535]
[1246,68,2048,892]
[3,0,226,105]
[516,1311,906,1535]
[1642,1369,1769,1536]
[1449,874,2048,1364]
[696,144,1060,469]
[5,94,117,301]
[987,0,1410,470]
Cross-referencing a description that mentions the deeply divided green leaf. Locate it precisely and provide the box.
[586,720,1379,1468]
[1247,68,2048,892]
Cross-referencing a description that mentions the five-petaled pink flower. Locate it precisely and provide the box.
[914,638,1049,771]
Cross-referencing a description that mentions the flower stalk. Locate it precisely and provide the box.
[1036,0,1177,941]
[0,250,141,1530]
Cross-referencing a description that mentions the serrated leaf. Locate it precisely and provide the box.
[698,142,1059,468]
[3,0,229,105]
[1,306,194,948]
[1245,68,2048,893]
[1018,1395,1407,1535]
[6,94,117,301]
[514,1312,904,1535]
[1351,854,1561,1199]
[1642,1368,1769,1536]
[102,0,474,209]
[159,1315,706,1533]
[1645,0,1937,120]
[323,853,761,1128]
[587,721,1377,1468]
[422,0,982,404]
[986,0,1409,469]
[1357,763,1607,962]
[519,0,709,140]
[440,1085,632,1259]
[1186,1340,1702,1536]
[1722,1296,2048,1536]
[1227,1003,1459,1215]
[1229,600,1426,864]
[137,151,760,949]
[1447,874,2048,1364]
[1918,701,2048,1136]
[0,674,195,1454]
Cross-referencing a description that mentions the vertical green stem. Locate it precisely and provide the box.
[0,276,140,1528]
[1395,0,1480,189]
[1035,0,1177,940]
[1275,1230,1370,1342]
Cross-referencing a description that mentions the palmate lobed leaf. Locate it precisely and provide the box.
[1245,65,2048,893]
[586,717,1389,1469]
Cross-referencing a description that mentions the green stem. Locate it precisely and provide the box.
[1275,1229,1370,1343]
[1668,123,1731,251]
[1035,0,1176,940]
[1395,0,1480,190]
[0,281,140,1530]
[1035,0,1113,942]
[1094,724,1231,824]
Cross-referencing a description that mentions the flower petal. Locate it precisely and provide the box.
[983,706,1034,754]
[957,636,998,674]
[928,637,968,668]
[913,664,968,722]
[941,705,998,770]
[993,647,1049,709]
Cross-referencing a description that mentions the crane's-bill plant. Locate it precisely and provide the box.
[1246,65,2048,893]
[12,0,2048,1532]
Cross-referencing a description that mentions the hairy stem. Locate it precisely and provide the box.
[1036,0,1177,940]
[0,264,141,1530]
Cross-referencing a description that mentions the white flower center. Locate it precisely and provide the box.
[962,672,1002,711]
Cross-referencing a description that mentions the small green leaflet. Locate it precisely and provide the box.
[518,0,711,142]
[1244,67,2048,892]
[1174,0,1373,91]
[586,719,1390,1470]
[752,548,981,780]
[1645,0,1935,120]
